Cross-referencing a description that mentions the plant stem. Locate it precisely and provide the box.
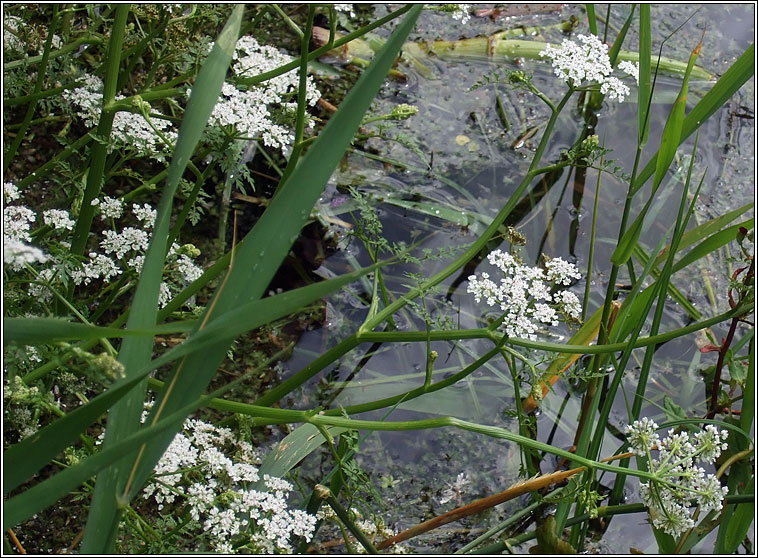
[69,5,130,257]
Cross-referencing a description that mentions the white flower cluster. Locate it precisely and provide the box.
[3,184,48,271]
[3,14,24,52]
[625,419,730,538]
[449,4,472,24]
[467,249,583,339]
[42,209,75,231]
[3,191,203,309]
[540,34,640,102]
[63,74,177,158]
[143,416,317,554]
[198,36,321,149]
[4,182,21,203]
[333,4,356,18]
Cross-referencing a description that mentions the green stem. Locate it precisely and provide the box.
[315,485,379,554]
[69,5,130,257]
[3,35,104,71]
[4,6,60,170]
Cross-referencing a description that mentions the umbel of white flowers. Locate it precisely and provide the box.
[467,249,582,340]
[540,34,640,102]
[625,419,730,538]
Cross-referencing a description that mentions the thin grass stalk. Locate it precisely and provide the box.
[582,143,604,320]
[638,4,652,145]
[602,3,612,43]
[269,4,304,40]
[69,5,130,257]
[273,5,316,197]
[3,6,59,169]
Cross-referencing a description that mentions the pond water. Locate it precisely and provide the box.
[275,4,753,553]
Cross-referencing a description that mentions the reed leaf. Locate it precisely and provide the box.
[638,5,652,145]
[255,424,349,490]
[113,3,423,513]
[651,202,753,268]
[81,7,245,552]
[611,34,702,266]
[633,43,754,191]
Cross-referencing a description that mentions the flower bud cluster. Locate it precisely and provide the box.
[624,419,730,538]
[467,249,582,339]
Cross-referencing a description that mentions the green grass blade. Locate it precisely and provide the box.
[111,3,423,510]
[611,35,702,266]
[3,318,194,345]
[607,5,635,66]
[651,36,701,191]
[638,4,651,145]
[651,202,752,267]
[673,220,753,271]
[255,424,349,489]
[633,43,754,190]
[82,7,245,553]
[3,261,379,494]
[586,5,597,36]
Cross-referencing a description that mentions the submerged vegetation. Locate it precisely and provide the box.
[3,3,754,554]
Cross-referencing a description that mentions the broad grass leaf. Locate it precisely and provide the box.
[116,3,423,511]
[4,260,380,494]
[82,8,245,552]
[254,424,349,489]
[638,4,652,145]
